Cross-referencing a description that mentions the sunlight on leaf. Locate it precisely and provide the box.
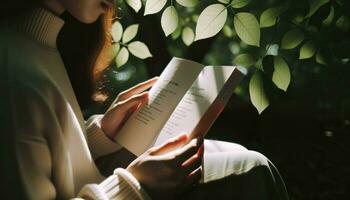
[126,0,142,13]
[231,0,252,8]
[218,0,230,4]
[122,24,139,44]
[273,56,291,91]
[249,71,269,114]
[281,29,304,49]
[128,41,153,59]
[182,27,195,46]
[161,6,179,36]
[305,0,329,18]
[194,4,227,41]
[115,47,129,68]
[144,0,167,15]
[266,44,279,56]
[233,53,256,67]
[322,5,334,26]
[176,0,198,7]
[111,21,123,42]
[234,12,260,47]
[299,41,316,59]
[109,43,120,58]
[260,7,281,28]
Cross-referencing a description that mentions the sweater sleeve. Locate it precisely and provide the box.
[85,115,122,159]
[78,169,151,200]
[10,82,150,200]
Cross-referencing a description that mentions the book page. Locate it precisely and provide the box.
[114,58,204,156]
[154,66,246,146]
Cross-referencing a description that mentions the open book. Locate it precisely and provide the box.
[114,57,247,156]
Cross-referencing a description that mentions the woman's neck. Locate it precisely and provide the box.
[43,0,65,15]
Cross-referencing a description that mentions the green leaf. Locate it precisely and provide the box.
[176,0,198,7]
[192,14,199,22]
[255,58,264,71]
[122,24,139,44]
[126,0,142,13]
[182,27,195,46]
[299,41,316,59]
[249,71,269,114]
[305,0,329,18]
[171,26,182,39]
[233,53,256,67]
[266,44,279,56]
[273,56,291,91]
[161,6,179,36]
[234,12,260,47]
[218,0,230,4]
[223,25,234,38]
[231,0,252,8]
[111,21,123,42]
[144,0,167,15]
[316,52,326,65]
[128,41,153,59]
[194,4,227,41]
[260,7,281,28]
[322,5,334,26]
[336,15,350,31]
[281,29,304,49]
[109,43,120,58]
[115,47,129,68]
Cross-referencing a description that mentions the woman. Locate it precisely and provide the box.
[0,0,289,199]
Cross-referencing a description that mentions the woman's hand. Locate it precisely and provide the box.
[127,134,204,200]
[101,77,158,139]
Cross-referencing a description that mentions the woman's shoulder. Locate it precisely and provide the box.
[1,26,56,81]
[1,29,61,102]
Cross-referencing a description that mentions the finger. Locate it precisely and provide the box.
[116,92,149,113]
[117,77,158,102]
[182,144,204,175]
[102,92,149,136]
[170,137,204,165]
[183,166,202,192]
[150,133,188,156]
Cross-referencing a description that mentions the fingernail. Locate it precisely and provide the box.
[177,133,188,141]
[142,92,149,99]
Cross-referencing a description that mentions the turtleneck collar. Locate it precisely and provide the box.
[14,7,65,48]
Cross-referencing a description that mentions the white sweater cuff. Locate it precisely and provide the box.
[85,114,122,159]
[78,168,151,200]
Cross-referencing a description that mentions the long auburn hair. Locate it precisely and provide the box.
[1,0,113,109]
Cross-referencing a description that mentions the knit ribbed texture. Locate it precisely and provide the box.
[15,7,64,48]
[78,169,151,200]
[2,7,151,199]
[86,115,122,159]
[113,169,151,200]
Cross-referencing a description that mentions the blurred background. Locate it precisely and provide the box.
[85,0,350,199]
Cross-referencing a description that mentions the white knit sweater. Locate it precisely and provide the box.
[0,7,150,200]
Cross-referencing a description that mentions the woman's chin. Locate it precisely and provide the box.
[76,14,101,24]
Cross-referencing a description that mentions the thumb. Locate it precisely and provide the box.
[150,133,188,156]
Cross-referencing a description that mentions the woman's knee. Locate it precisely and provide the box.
[244,150,270,168]
[204,139,247,153]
